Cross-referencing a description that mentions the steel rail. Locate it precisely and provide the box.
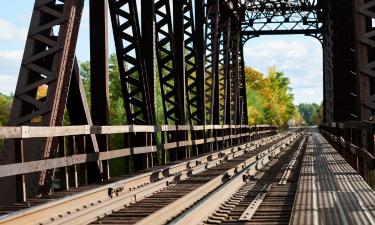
[134,132,302,225]
[279,136,307,185]
[165,132,303,225]
[0,132,289,225]
[203,132,307,225]
[238,184,272,221]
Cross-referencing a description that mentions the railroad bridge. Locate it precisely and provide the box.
[0,0,375,224]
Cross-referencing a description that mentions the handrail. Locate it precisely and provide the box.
[319,121,375,173]
[0,124,278,202]
[0,124,276,139]
[0,130,279,178]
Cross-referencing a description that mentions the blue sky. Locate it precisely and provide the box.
[0,1,322,104]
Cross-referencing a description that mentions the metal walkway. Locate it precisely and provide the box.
[290,130,375,225]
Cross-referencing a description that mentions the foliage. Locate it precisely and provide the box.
[289,107,305,127]
[245,66,296,127]
[297,103,320,125]
[314,103,324,124]
[0,93,12,149]
[0,54,320,169]
[79,54,127,175]
[79,54,126,126]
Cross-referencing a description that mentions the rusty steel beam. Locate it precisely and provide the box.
[90,0,109,181]
[194,0,206,125]
[108,0,155,170]
[322,4,334,123]
[353,0,375,121]
[204,0,220,127]
[242,0,322,40]
[154,0,187,161]
[0,0,84,204]
[330,0,358,122]
[204,0,220,152]
[67,59,102,184]
[353,0,375,185]
[239,43,249,132]
[173,0,189,159]
[154,0,184,126]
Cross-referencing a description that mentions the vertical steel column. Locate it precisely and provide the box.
[322,5,334,123]
[353,0,375,187]
[204,0,220,151]
[184,0,203,126]
[223,17,232,147]
[238,5,248,130]
[239,42,248,144]
[353,0,375,120]
[183,0,204,155]
[174,0,188,159]
[204,0,220,126]
[218,24,226,125]
[230,22,241,145]
[239,44,248,125]
[141,0,156,167]
[109,0,155,170]
[331,0,358,122]
[142,0,155,107]
[0,0,84,204]
[223,19,232,126]
[194,0,207,154]
[90,0,109,180]
[154,0,186,160]
[67,59,101,183]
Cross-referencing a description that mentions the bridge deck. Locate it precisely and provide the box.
[2,130,375,225]
[290,130,375,225]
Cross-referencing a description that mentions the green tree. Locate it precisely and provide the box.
[298,103,320,125]
[245,66,296,128]
[0,93,12,149]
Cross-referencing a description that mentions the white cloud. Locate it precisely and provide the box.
[244,38,323,104]
[0,74,17,95]
[0,50,23,64]
[0,18,27,42]
[0,18,26,95]
[0,50,23,95]
[80,6,90,31]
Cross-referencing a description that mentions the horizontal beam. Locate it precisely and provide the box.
[0,130,276,178]
[320,121,374,131]
[320,129,375,169]
[0,125,276,139]
[242,29,322,36]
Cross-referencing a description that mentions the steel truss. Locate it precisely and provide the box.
[353,0,375,120]
[0,0,93,204]
[241,0,323,38]
[4,0,374,205]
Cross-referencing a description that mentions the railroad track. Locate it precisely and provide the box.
[171,133,307,225]
[89,131,303,225]
[0,130,299,225]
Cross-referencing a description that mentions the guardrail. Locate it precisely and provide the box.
[319,122,375,185]
[0,124,277,203]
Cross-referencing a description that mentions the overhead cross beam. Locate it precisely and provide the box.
[241,0,323,39]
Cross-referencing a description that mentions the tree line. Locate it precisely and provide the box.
[0,56,322,150]
[244,66,322,127]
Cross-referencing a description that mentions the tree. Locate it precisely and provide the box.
[298,103,320,125]
[0,93,12,149]
[245,66,297,128]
